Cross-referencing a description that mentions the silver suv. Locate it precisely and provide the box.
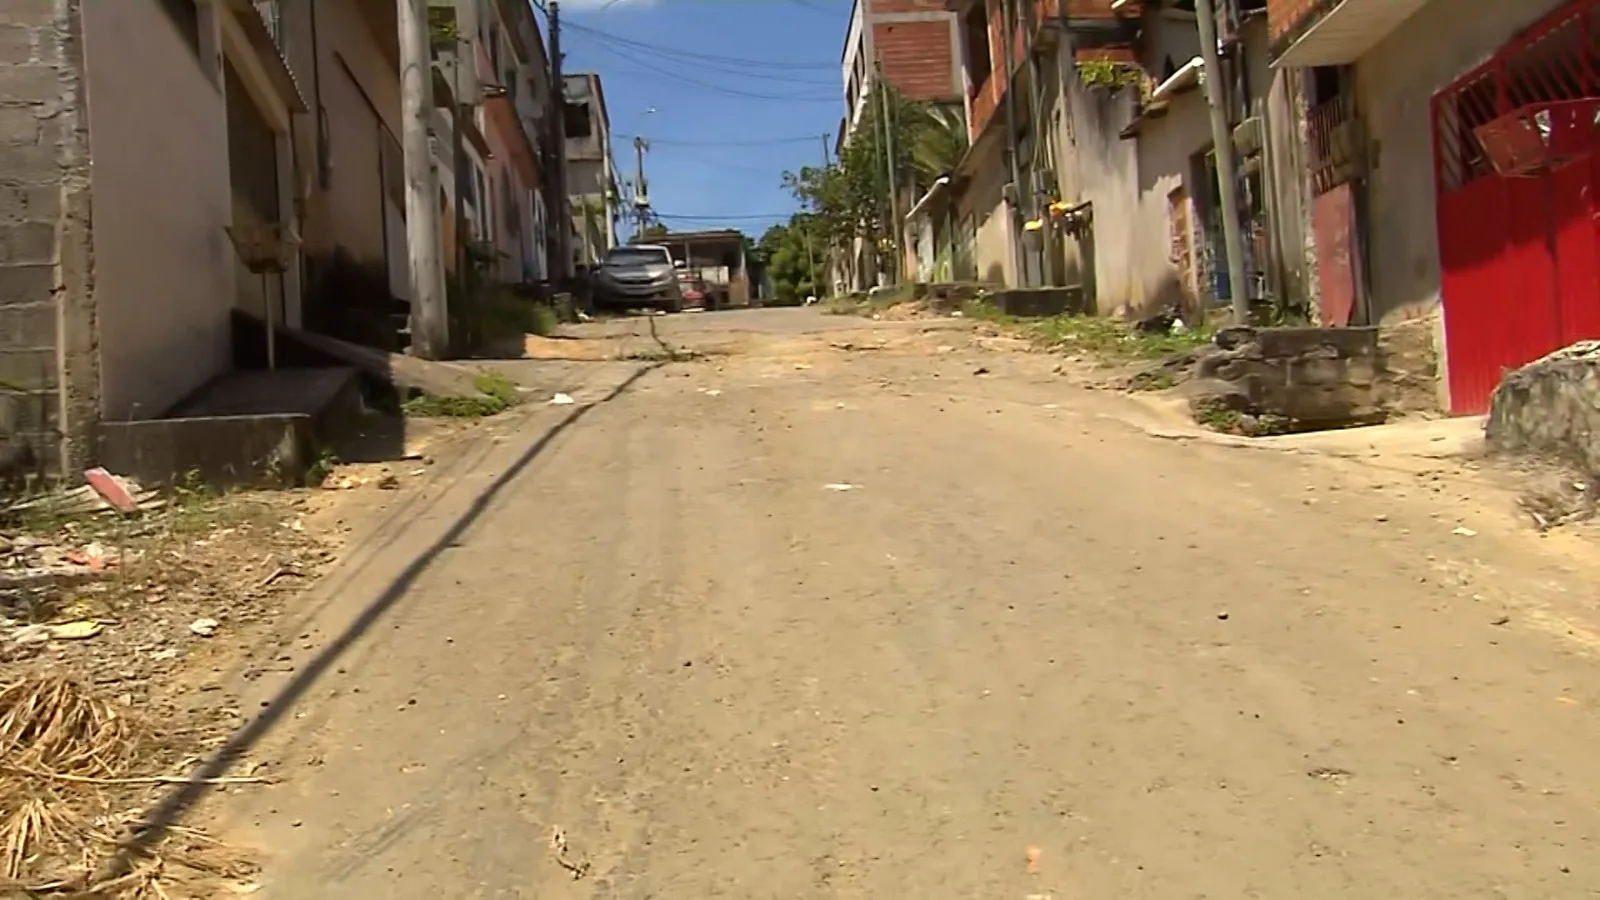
[591,244,684,313]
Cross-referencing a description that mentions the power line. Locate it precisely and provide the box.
[566,25,840,85]
[579,40,841,102]
[560,18,838,71]
[655,211,798,221]
[613,133,825,147]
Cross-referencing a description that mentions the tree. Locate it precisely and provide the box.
[781,82,968,283]
[759,215,825,305]
[907,102,969,187]
[639,222,669,241]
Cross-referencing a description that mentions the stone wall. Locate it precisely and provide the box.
[1486,341,1600,475]
[0,0,95,475]
[1191,326,1383,430]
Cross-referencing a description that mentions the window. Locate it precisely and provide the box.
[502,173,518,235]
[563,101,592,139]
[479,168,494,241]
[962,2,991,88]
[158,0,202,56]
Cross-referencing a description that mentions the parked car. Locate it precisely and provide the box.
[590,245,684,313]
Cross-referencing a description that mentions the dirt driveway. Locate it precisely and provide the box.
[208,308,1600,898]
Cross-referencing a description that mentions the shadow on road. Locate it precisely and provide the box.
[102,362,662,880]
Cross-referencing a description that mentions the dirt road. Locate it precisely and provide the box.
[227,309,1600,898]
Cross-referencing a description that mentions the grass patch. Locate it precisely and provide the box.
[402,371,520,419]
[962,299,1214,361]
[823,285,920,317]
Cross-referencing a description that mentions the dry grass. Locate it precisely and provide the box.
[0,674,257,898]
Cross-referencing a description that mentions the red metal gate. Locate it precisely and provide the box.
[1432,0,1600,414]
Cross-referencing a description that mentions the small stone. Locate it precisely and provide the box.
[1216,611,1230,621]
[1373,514,1389,523]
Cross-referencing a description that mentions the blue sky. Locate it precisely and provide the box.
[556,0,852,238]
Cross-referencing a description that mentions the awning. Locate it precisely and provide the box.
[1150,57,1204,104]
[905,176,952,223]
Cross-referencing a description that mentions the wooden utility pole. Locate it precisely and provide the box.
[548,0,572,281]
[398,0,448,358]
[1195,0,1251,325]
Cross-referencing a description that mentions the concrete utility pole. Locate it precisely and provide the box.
[1195,0,1251,325]
[633,134,650,240]
[548,0,572,282]
[998,0,1024,289]
[874,61,900,284]
[398,0,448,358]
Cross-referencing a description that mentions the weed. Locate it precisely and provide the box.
[1194,403,1243,432]
[1131,371,1178,392]
[305,447,339,487]
[962,299,1213,361]
[402,372,521,419]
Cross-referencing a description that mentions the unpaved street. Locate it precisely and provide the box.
[226,309,1600,898]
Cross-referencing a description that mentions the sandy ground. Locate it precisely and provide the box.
[187,308,1600,898]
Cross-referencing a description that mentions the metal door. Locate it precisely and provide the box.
[1432,0,1600,414]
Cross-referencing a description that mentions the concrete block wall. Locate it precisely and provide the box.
[0,0,95,474]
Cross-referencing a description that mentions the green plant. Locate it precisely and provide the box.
[1078,60,1145,91]
[780,85,962,277]
[962,299,1214,361]
[305,447,339,487]
[402,372,521,419]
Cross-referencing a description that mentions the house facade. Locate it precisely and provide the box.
[929,0,1600,416]
[842,0,966,136]
[837,0,969,291]
[1269,0,1598,414]
[0,0,312,470]
[0,0,553,475]
[942,0,1132,291]
[465,0,549,286]
[562,72,618,269]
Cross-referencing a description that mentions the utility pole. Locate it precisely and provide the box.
[632,134,650,240]
[817,131,831,295]
[548,0,572,282]
[873,61,900,284]
[998,0,1023,289]
[398,0,448,358]
[1195,0,1251,325]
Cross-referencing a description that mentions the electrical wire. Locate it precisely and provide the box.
[559,18,838,71]
[613,132,824,146]
[655,211,799,221]
[579,39,842,102]
[565,23,841,85]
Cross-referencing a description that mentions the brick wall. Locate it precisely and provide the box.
[0,0,95,474]
[874,18,960,102]
[871,0,948,14]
